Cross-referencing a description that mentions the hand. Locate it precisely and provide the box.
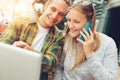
[12,41,34,51]
[77,28,95,56]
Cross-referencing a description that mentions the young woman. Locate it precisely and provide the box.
[53,0,118,80]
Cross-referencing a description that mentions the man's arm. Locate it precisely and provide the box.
[13,28,65,73]
[0,19,22,44]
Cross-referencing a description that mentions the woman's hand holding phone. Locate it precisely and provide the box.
[77,21,95,56]
[78,21,91,41]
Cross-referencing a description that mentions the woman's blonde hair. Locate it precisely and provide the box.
[64,0,100,71]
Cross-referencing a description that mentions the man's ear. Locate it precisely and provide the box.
[44,1,49,10]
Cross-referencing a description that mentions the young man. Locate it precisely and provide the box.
[0,0,71,80]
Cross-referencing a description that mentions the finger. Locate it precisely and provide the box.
[89,28,93,37]
[77,37,84,44]
[12,41,21,46]
[24,46,34,51]
[17,41,32,50]
[80,31,87,41]
[89,28,92,35]
[12,41,18,46]
[83,28,90,37]
[12,41,26,48]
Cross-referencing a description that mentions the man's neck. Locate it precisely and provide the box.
[38,17,49,29]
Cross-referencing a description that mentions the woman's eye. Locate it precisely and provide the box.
[74,21,80,24]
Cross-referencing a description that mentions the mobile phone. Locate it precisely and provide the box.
[78,21,91,41]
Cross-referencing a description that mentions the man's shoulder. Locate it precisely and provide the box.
[11,17,38,32]
[13,17,37,25]
[28,17,37,23]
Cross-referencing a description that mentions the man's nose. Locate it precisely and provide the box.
[68,21,74,28]
[51,12,58,20]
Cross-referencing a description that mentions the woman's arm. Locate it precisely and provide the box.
[86,38,118,80]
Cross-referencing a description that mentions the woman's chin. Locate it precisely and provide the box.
[70,34,77,38]
[69,31,79,38]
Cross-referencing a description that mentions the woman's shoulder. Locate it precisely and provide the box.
[98,32,116,46]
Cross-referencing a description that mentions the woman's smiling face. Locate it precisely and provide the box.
[66,8,87,38]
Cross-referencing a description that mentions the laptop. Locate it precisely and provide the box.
[0,42,42,80]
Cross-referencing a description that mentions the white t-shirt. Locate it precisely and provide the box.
[31,23,49,51]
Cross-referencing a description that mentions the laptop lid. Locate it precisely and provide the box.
[0,42,42,80]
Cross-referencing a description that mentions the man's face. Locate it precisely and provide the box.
[40,0,69,28]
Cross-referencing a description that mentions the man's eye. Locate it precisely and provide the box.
[67,19,71,22]
[51,7,56,11]
[59,12,65,17]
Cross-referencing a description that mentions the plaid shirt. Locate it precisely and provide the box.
[0,18,65,80]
